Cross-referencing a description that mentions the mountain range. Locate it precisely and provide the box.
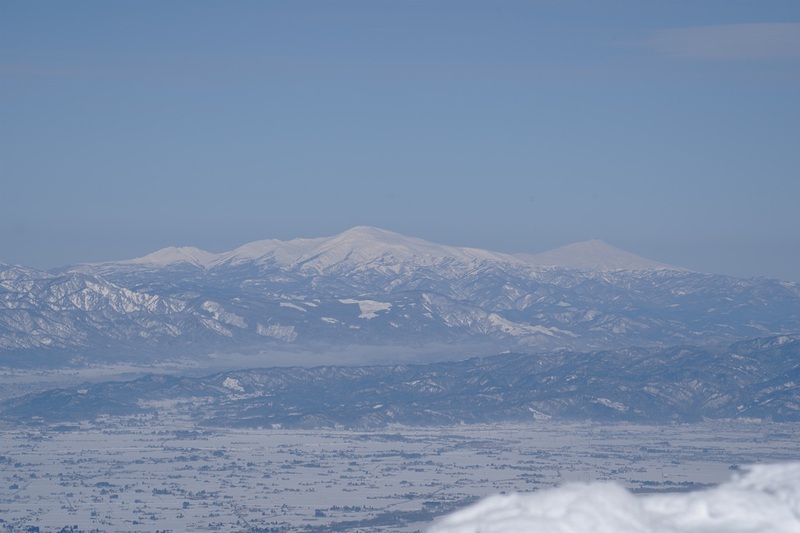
[3,335,798,426]
[2,226,799,367]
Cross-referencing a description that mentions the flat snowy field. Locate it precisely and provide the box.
[1,419,798,532]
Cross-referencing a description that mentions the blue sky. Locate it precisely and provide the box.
[1,1,799,281]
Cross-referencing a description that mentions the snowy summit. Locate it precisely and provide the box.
[93,227,676,273]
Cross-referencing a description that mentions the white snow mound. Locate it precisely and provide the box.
[428,463,800,533]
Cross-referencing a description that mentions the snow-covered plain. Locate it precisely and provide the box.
[1,419,799,532]
[429,462,800,533]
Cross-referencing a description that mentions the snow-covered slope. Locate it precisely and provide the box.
[429,463,800,533]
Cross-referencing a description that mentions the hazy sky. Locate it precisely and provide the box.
[1,1,799,281]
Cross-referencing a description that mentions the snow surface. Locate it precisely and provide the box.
[429,463,800,533]
[222,376,244,392]
[339,298,392,319]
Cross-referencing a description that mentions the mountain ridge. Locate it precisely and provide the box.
[72,226,678,274]
[3,335,798,426]
[1,227,798,366]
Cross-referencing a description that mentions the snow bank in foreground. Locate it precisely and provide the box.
[429,463,800,533]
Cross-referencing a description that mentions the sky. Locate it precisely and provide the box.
[1,1,799,281]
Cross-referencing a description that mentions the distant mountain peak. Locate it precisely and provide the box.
[119,246,218,268]
[287,226,524,271]
[519,239,682,271]
[319,226,428,252]
[335,225,400,239]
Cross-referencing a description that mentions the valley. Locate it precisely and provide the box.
[3,419,797,532]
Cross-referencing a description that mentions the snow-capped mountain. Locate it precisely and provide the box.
[83,226,525,273]
[1,227,799,366]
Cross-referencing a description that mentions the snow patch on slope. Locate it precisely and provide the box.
[339,298,392,319]
[200,301,247,328]
[256,324,297,342]
[222,377,244,392]
[429,463,800,533]
[279,301,307,312]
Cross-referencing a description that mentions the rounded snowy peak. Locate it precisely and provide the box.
[519,239,681,271]
[120,246,219,268]
[292,226,524,270]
